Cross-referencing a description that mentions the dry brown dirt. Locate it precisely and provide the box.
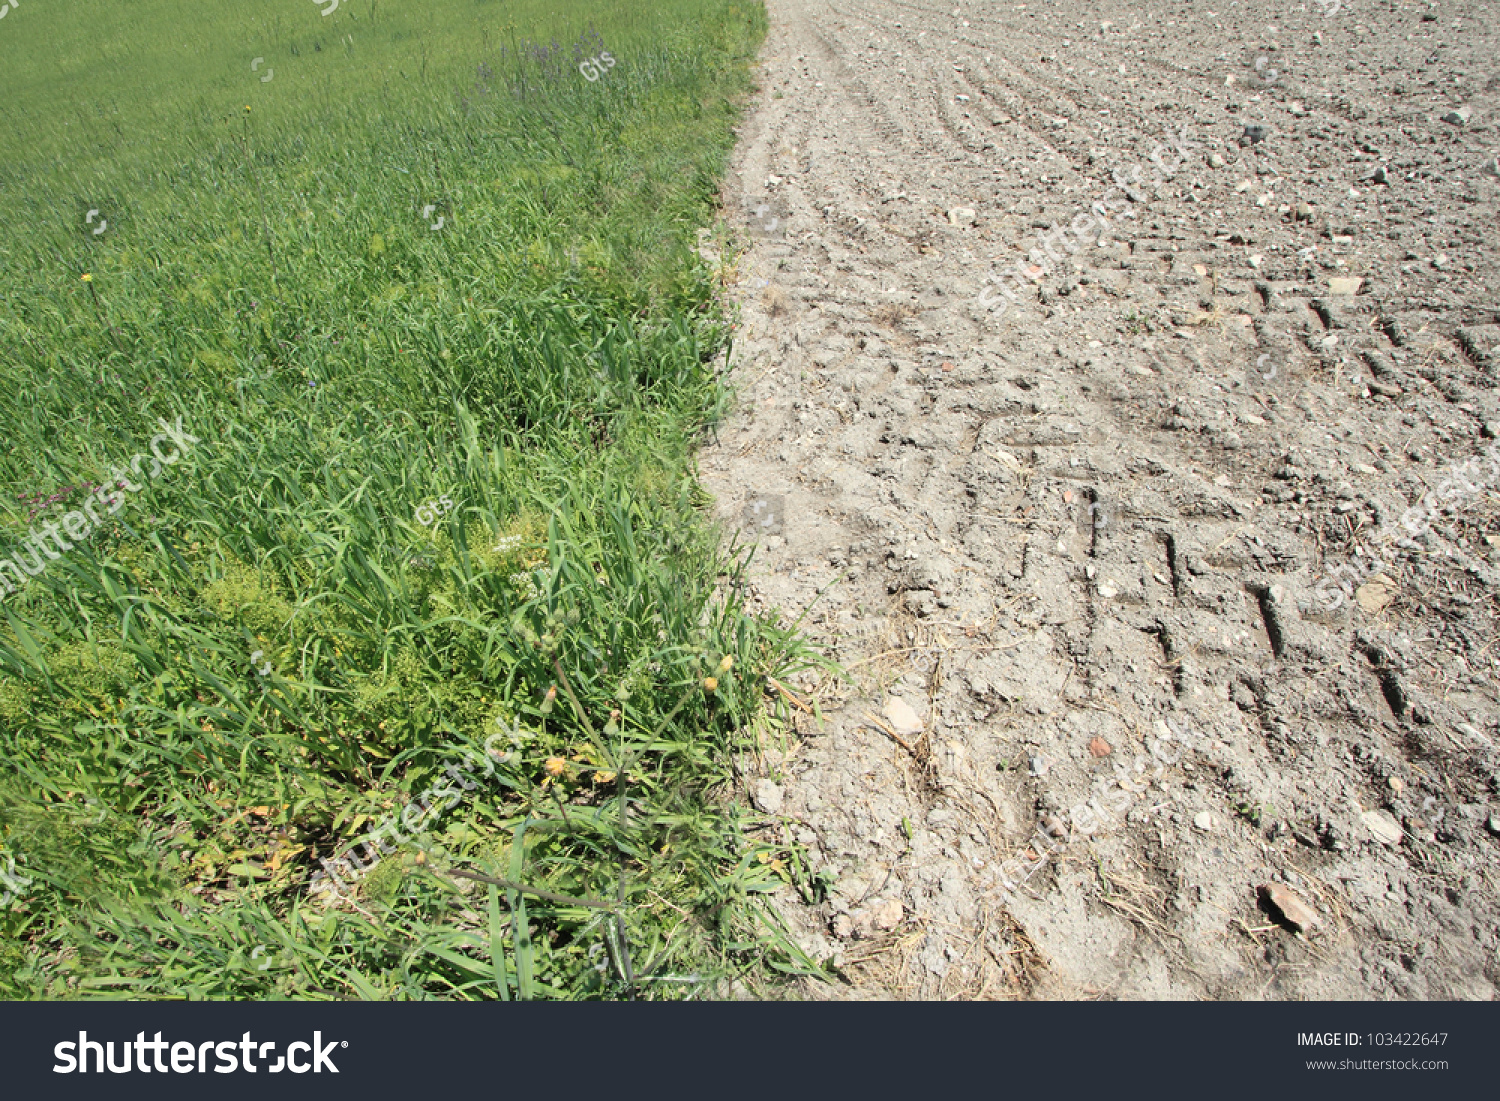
[698,0,1500,999]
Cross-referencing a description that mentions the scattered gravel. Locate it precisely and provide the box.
[702,0,1500,1000]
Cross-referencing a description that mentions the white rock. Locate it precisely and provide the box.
[1363,809,1403,845]
[883,697,925,736]
[1193,811,1214,832]
[871,897,904,931]
[753,779,784,815]
[1355,577,1395,614]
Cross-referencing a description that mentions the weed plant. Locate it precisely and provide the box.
[0,0,825,1000]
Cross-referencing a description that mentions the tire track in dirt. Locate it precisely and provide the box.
[704,0,1500,999]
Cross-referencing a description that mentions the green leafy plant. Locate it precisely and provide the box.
[0,0,818,1002]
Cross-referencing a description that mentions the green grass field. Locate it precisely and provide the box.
[0,0,825,999]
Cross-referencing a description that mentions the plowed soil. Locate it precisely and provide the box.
[700,0,1500,999]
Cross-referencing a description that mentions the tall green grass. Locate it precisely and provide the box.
[0,0,826,999]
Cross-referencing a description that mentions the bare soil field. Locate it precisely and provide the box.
[700,0,1500,999]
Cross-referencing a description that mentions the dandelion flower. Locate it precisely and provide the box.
[703,676,718,693]
[543,757,567,778]
[718,655,734,673]
[81,273,93,283]
[595,770,616,784]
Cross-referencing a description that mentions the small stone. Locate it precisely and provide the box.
[883,696,925,736]
[1259,883,1320,933]
[1089,736,1112,758]
[1208,153,1226,168]
[1193,811,1214,832]
[753,779,784,815]
[1482,422,1500,440]
[870,897,904,931]
[1029,754,1051,778]
[1241,123,1267,145]
[1328,276,1363,296]
[946,206,978,226]
[1487,814,1500,836]
[1040,813,1069,841]
[1484,158,1500,180]
[831,913,857,940]
[1388,776,1404,794]
[1441,106,1472,127]
[1295,202,1315,221]
[1363,808,1404,845]
[1369,165,1389,185]
[1355,576,1395,614]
